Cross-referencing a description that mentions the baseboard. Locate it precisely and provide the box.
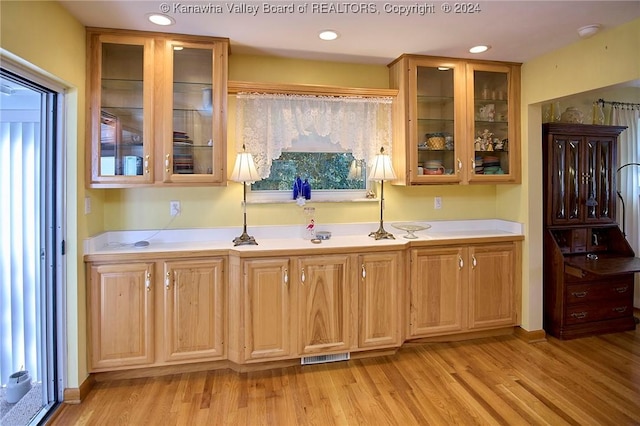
[514,326,547,343]
[403,326,515,344]
[63,375,95,404]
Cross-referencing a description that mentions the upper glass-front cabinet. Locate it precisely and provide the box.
[89,35,155,185]
[467,62,519,183]
[411,58,466,184]
[389,55,520,185]
[163,41,226,184]
[87,29,228,188]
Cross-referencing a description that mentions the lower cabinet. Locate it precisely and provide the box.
[88,257,225,372]
[296,254,353,355]
[228,250,403,364]
[357,251,403,349]
[241,257,293,361]
[87,239,520,372]
[162,259,225,362]
[408,242,520,339]
[88,262,155,370]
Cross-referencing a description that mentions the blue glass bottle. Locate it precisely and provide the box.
[302,179,311,200]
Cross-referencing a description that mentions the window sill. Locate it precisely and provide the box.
[246,197,378,205]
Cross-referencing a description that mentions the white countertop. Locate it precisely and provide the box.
[84,219,524,257]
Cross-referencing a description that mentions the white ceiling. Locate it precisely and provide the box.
[59,0,640,65]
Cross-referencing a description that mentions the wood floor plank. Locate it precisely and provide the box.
[52,328,640,426]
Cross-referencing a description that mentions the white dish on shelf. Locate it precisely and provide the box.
[391,223,431,239]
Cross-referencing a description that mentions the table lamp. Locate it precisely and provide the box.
[369,147,397,240]
[230,145,261,245]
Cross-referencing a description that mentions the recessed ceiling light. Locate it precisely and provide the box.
[578,24,601,38]
[319,30,339,41]
[469,45,490,54]
[147,13,175,26]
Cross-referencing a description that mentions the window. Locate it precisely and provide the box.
[249,134,369,202]
[234,90,393,203]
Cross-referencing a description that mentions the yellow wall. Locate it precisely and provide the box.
[505,17,640,330]
[0,1,91,389]
[103,55,500,231]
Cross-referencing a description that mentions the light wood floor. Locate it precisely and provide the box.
[52,328,640,426]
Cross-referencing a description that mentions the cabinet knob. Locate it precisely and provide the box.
[571,291,587,298]
[165,271,171,290]
[571,311,587,319]
[472,255,477,269]
[614,286,628,293]
[165,154,171,173]
[283,268,288,286]
[457,158,462,174]
[458,256,464,270]
[361,264,366,279]
[145,271,152,291]
[145,155,150,175]
[301,269,305,284]
[613,306,628,313]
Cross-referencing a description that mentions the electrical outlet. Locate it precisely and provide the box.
[170,200,181,216]
[434,196,442,210]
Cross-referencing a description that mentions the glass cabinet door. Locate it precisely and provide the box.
[163,41,226,183]
[409,58,464,183]
[467,63,516,182]
[91,35,154,184]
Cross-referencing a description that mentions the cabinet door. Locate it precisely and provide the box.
[466,62,519,183]
[243,258,292,361]
[547,135,584,226]
[87,32,155,185]
[162,259,225,362]
[409,247,465,337]
[88,262,154,370]
[468,244,516,329]
[584,136,616,224]
[358,252,402,348]
[408,57,466,184]
[162,39,227,184]
[297,255,351,354]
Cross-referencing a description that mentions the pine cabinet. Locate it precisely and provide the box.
[408,242,520,339]
[87,257,226,372]
[388,55,520,185]
[357,252,403,349]
[467,244,518,329]
[296,255,354,355]
[409,246,465,337]
[88,262,155,370]
[162,259,225,362]
[86,28,228,188]
[227,250,403,364]
[239,257,293,362]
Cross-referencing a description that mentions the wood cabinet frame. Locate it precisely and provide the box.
[388,54,521,185]
[86,28,229,188]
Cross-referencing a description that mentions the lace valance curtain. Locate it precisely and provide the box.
[235,93,393,178]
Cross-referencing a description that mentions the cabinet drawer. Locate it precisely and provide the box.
[565,300,633,325]
[565,281,633,304]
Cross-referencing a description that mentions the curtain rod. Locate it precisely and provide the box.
[597,98,640,109]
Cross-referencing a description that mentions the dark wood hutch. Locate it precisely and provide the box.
[543,123,640,339]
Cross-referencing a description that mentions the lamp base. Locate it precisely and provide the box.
[369,225,395,240]
[233,231,258,246]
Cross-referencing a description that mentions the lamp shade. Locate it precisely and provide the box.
[230,149,260,183]
[369,147,397,181]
